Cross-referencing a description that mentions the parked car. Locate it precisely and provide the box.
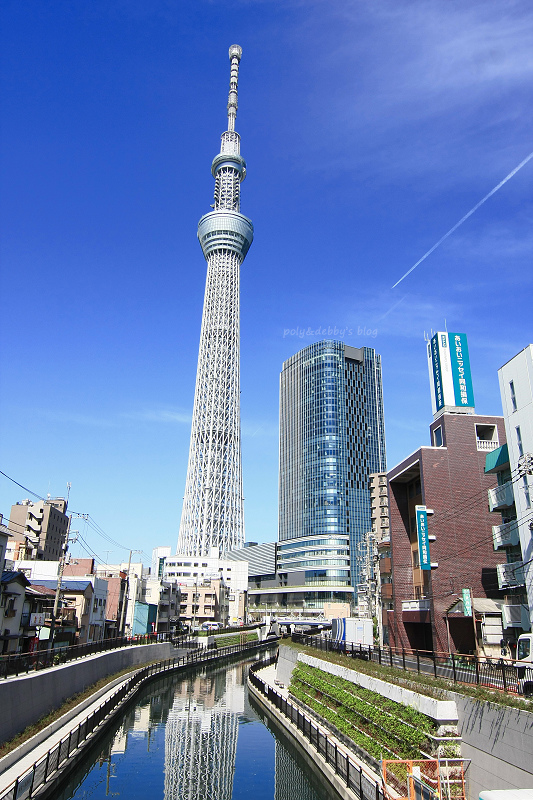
[201,622,222,631]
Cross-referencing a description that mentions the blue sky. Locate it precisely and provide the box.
[1,0,532,565]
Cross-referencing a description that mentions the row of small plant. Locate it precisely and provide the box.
[290,676,426,756]
[289,663,436,760]
[289,681,395,761]
[296,662,436,732]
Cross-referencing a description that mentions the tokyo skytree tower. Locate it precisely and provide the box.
[177,45,253,557]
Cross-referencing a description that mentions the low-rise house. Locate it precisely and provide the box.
[20,584,57,652]
[179,578,228,629]
[0,571,30,654]
[35,578,108,644]
[144,578,180,635]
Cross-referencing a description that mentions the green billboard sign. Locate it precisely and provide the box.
[416,505,431,571]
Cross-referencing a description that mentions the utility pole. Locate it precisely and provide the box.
[119,550,142,636]
[119,550,133,637]
[49,512,86,651]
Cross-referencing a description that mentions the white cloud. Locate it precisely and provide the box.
[290,0,533,181]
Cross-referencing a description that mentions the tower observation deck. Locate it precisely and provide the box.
[177,45,253,557]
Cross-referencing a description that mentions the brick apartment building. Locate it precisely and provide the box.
[386,412,508,655]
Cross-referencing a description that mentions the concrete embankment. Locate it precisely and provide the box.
[1,639,277,799]
[453,693,533,798]
[248,663,381,800]
[279,644,533,799]
[0,641,175,744]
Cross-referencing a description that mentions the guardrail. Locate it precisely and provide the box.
[291,634,533,696]
[0,637,277,800]
[249,661,386,800]
[0,633,201,680]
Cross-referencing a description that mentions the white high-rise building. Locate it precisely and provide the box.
[498,345,533,628]
[178,45,253,558]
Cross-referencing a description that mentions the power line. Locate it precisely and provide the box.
[0,470,45,500]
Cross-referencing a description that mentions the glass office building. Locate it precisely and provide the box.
[279,341,386,608]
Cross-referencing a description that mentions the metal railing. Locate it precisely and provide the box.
[0,638,277,800]
[0,634,177,680]
[291,634,533,696]
[249,661,386,800]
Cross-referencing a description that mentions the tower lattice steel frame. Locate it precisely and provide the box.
[178,45,253,557]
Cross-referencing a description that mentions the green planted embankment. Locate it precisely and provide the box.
[289,661,437,761]
[213,631,258,648]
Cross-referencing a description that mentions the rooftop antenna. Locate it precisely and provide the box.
[66,482,72,504]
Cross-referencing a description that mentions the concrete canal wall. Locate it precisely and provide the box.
[453,693,533,798]
[0,641,175,744]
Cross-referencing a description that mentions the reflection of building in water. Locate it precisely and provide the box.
[275,741,319,800]
[164,667,244,800]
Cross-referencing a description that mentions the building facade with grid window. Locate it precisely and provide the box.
[277,341,386,612]
[497,344,533,631]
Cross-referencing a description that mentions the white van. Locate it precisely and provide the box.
[514,633,533,696]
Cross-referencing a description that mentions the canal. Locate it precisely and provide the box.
[55,654,342,800]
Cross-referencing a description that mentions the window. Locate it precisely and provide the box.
[510,381,517,411]
[433,426,443,447]
[475,424,498,450]
[523,476,531,509]
[518,636,531,660]
[516,426,524,457]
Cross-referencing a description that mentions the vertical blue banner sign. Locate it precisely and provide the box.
[416,505,431,570]
[430,334,444,411]
[462,588,472,617]
[450,333,475,408]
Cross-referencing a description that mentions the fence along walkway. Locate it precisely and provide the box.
[0,638,274,800]
[291,633,533,696]
[0,633,199,680]
[249,659,388,800]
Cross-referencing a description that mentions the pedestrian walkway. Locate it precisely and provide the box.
[0,671,132,795]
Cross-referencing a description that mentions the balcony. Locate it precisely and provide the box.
[379,557,392,574]
[402,598,430,624]
[378,533,391,547]
[381,584,393,600]
[488,481,514,512]
[477,439,499,452]
[497,561,525,590]
[492,520,520,549]
[402,599,430,612]
[502,603,531,630]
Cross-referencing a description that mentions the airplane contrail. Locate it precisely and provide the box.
[391,150,533,289]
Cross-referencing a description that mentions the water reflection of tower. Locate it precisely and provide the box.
[274,742,320,800]
[164,666,244,800]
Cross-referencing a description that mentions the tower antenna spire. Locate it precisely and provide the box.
[227,45,242,132]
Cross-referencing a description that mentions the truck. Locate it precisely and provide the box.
[514,632,533,696]
[331,617,373,648]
